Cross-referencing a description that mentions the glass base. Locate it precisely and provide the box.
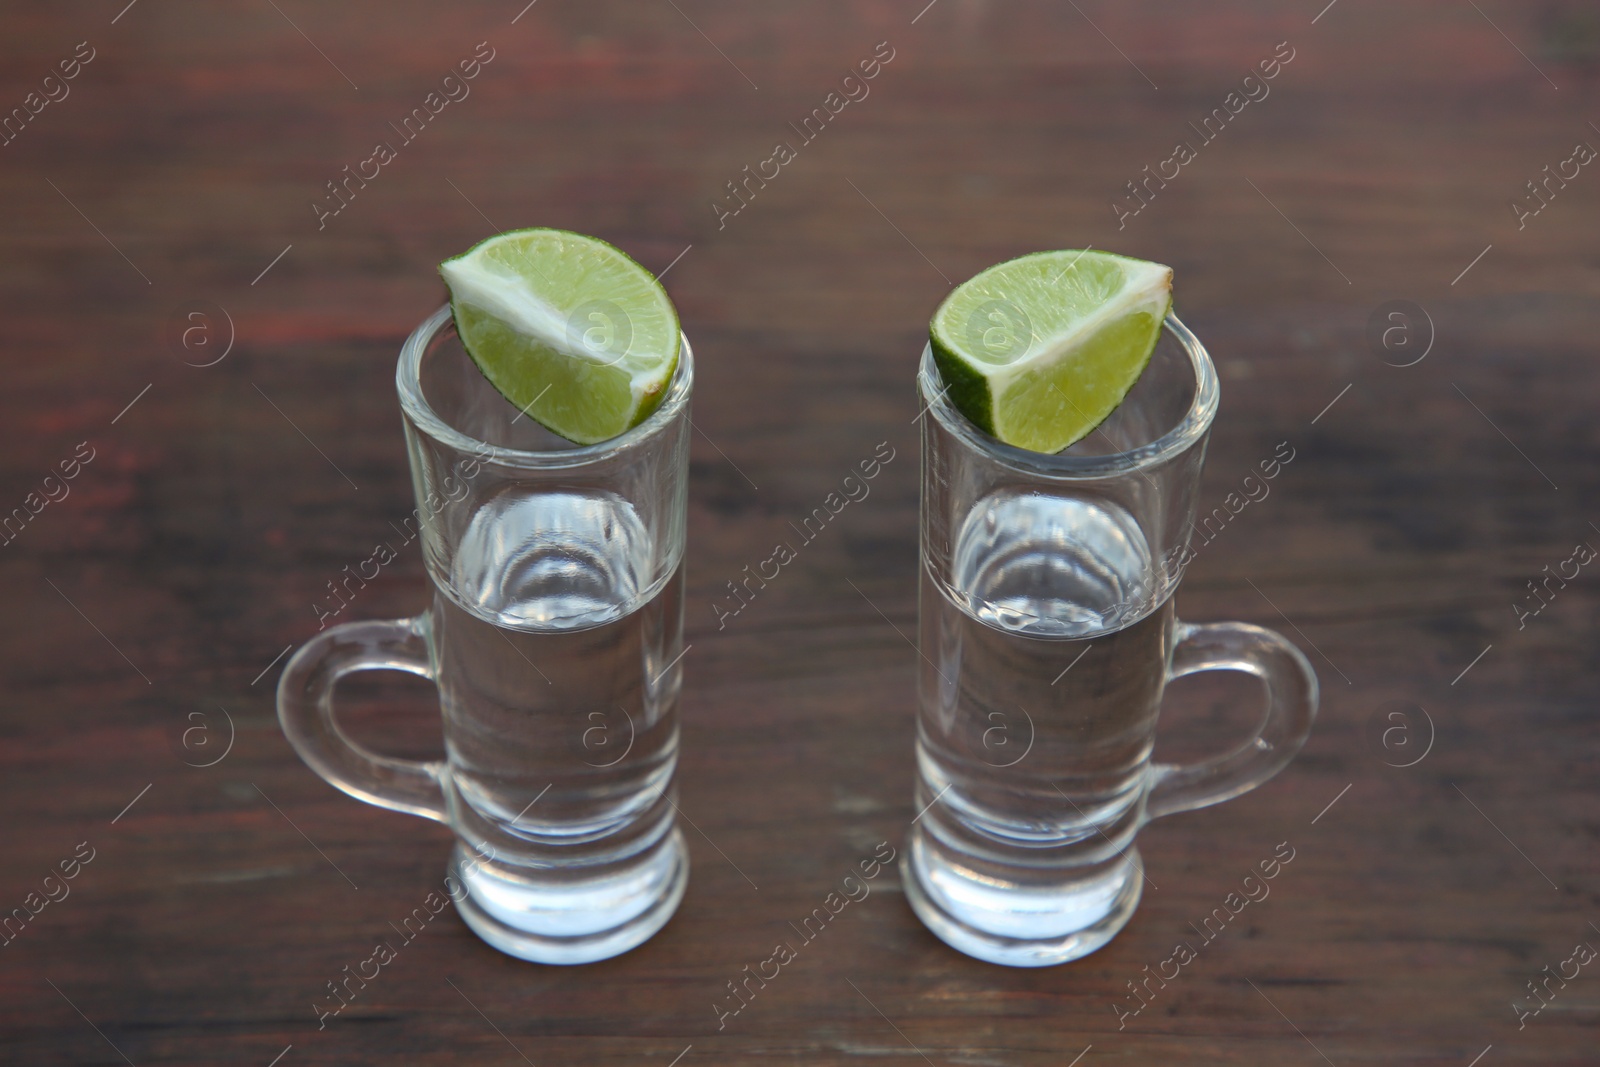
[902,831,1143,967]
[449,828,689,965]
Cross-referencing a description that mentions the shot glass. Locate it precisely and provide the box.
[278,304,691,964]
[905,314,1318,966]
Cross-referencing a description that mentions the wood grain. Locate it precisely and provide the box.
[1,1,1597,1063]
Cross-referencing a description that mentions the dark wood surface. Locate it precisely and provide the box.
[3,1,1598,1063]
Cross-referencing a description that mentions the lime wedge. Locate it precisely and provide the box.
[439,228,680,445]
[929,250,1172,453]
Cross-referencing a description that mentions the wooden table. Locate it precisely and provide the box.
[3,1,1596,1063]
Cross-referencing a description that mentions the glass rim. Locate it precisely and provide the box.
[918,313,1218,479]
[396,303,694,469]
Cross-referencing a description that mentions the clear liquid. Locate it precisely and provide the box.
[907,489,1171,965]
[431,488,687,962]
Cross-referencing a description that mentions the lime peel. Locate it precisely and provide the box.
[929,250,1172,454]
[440,228,680,445]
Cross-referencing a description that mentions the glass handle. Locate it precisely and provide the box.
[1144,620,1319,823]
[275,616,449,824]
